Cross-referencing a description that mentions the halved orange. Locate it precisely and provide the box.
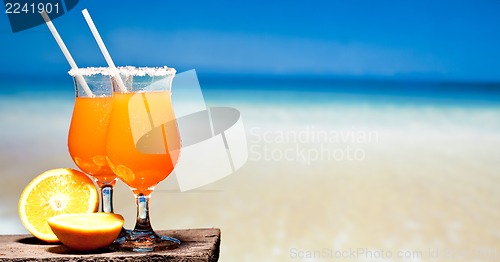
[48,213,124,251]
[18,168,98,242]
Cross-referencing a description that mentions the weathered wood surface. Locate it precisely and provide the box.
[0,228,220,262]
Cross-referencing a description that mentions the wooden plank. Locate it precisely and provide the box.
[0,228,220,262]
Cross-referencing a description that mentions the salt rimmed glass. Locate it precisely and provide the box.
[67,67,117,213]
[106,66,181,252]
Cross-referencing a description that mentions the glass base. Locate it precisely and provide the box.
[113,231,180,252]
[114,227,131,244]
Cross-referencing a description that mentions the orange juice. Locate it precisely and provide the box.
[106,91,180,195]
[68,96,116,186]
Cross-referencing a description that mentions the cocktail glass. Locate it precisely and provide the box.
[106,66,181,252]
[68,68,118,213]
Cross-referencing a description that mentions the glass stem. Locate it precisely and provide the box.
[101,185,114,213]
[134,193,154,233]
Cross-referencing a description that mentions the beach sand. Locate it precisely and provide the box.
[1,89,500,261]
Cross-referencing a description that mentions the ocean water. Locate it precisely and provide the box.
[1,77,500,261]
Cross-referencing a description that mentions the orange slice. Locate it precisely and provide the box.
[48,213,124,251]
[18,168,98,242]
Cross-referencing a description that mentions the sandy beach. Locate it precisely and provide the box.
[1,87,500,261]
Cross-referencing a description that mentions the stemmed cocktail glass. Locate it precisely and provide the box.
[106,66,181,252]
[68,68,118,213]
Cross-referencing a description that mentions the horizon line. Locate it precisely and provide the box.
[1,72,500,86]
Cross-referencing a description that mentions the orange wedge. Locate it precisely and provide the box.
[18,168,98,242]
[48,213,124,251]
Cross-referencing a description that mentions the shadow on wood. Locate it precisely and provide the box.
[16,237,53,246]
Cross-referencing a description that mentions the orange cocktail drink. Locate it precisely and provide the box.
[68,96,115,185]
[106,91,180,195]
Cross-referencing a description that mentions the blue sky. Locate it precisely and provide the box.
[1,0,500,82]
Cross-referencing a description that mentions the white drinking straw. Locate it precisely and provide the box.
[40,11,94,97]
[81,9,127,93]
